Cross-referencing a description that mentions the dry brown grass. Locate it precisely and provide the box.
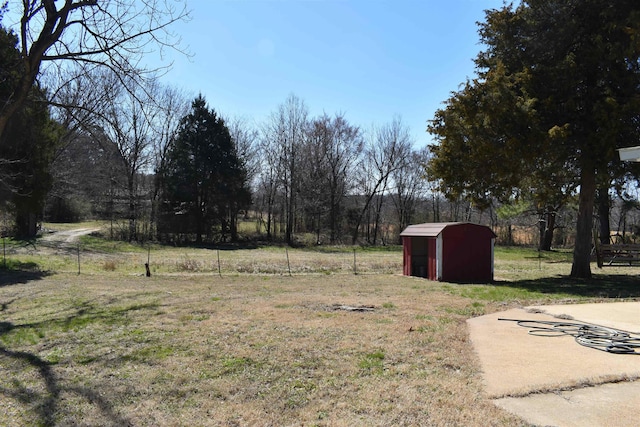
[4,230,632,426]
[0,272,528,426]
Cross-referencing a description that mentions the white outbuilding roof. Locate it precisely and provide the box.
[399,222,464,237]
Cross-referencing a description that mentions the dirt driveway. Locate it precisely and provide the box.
[41,227,100,245]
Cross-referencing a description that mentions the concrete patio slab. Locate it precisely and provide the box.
[494,380,640,427]
[467,302,640,426]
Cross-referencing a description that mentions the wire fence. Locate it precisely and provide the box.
[2,238,403,277]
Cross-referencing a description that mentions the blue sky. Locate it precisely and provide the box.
[158,0,507,148]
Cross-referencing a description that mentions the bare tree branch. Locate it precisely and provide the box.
[0,0,190,141]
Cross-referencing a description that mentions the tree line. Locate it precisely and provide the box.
[45,85,435,246]
[0,1,440,246]
[0,3,434,245]
[2,1,640,280]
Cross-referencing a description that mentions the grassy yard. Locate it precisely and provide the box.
[1,225,639,426]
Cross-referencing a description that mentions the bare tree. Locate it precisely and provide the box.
[48,66,190,240]
[300,118,331,243]
[46,129,123,223]
[262,94,308,245]
[99,76,156,241]
[148,82,190,238]
[47,66,114,140]
[352,117,412,245]
[255,128,281,240]
[46,69,126,228]
[0,0,189,141]
[390,146,429,241]
[302,113,362,243]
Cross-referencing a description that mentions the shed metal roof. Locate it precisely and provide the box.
[399,222,464,237]
[400,222,497,238]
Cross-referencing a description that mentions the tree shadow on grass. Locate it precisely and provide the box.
[497,274,640,298]
[0,297,146,426]
[0,346,60,426]
[0,264,51,287]
[0,344,134,427]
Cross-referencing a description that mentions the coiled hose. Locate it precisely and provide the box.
[499,318,640,354]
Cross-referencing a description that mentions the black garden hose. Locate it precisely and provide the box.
[499,318,640,355]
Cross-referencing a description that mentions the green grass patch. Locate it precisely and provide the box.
[494,246,572,263]
[357,245,402,253]
[358,350,385,374]
[41,221,106,232]
[0,326,44,346]
[2,304,156,349]
[115,301,161,313]
[0,259,42,272]
[125,344,175,362]
[76,355,99,365]
[221,356,256,374]
[443,302,486,317]
[299,244,402,254]
[286,378,317,409]
[460,285,548,301]
[43,348,64,365]
[78,235,150,253]
[62,314,100,331]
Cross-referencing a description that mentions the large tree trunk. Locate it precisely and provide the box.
[596,187,611,245]
[371,194,384,245]
[539,209,555,251]
[229,204,239,242]
[329,191,338,244]
[128,174,136,242]
[570,165,596,279]
[15,212,38,238]
[285,188,294,246]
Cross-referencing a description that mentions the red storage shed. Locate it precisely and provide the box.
[400,222,496,283]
